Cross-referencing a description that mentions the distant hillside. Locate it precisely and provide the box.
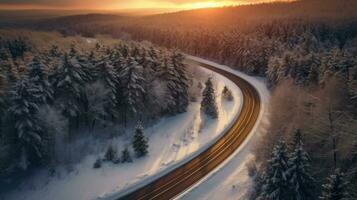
[134,0,357,29]
[2,0,356,29]
[37,13,123,27]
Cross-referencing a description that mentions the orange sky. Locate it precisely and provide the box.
[0,0,279,10]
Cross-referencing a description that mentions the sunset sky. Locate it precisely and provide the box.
[0,0,277,10]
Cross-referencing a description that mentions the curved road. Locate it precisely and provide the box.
[116,59,261,200]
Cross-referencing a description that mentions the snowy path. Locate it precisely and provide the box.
[3,62,243,200]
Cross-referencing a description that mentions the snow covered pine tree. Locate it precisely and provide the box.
[121,147,132,163]
[27,56,54,104]
[287,129,315,200]
[158,53,189,115]
[222,86,233,101]
[51,52,88,130]
[8,80,48,170]
[259,140,291,200]
[201,77,218,118]
[104,144,117,162]
[170,52,189,113]
[319,169,350,200]
[119,57,145,125]
[132,121,148,157]
[93,56,121,122]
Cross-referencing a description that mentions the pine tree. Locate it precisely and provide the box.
[0,48,18,84]
[93,158,102,169]
[119,57,145,120]
[27,56,53,104]
[0,60,7,144]
[121,147,132,163]
[94,57,122,121]
[170,52,189,113]
[52,53,87,120]
[49,45,62,58]
[201,77,218,118]
[287,129,315,200]
[68,46,93,83]
[249,162,265,200]
[110,49,126,76]
[132,121,148,157]
[104,144,117,162]
[319,169,350,200]
[259,140,291,200]
[0,59,7,114]
[8,79,48,170]
[159,58,180,114]
[222,86,234,101]
[148,46,158,61]
[6,37,29,59]
[95,43,101,51]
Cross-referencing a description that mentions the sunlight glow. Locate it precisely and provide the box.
[179,1,234,9]
[110,0,238,10]
[0,0,284,11]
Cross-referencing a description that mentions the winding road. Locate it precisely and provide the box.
[115,59,261,200]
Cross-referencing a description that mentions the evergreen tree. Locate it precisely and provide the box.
[222,86,234,101]
[27,56,53,104]
[287,129,315,200]
[259,140,291,200]
[8,79,48,170]
[121,147,132,163]
[93,158,102,169]
[0,48,18,84]
[94,57,122,121]
[119,44,129,58]
[249,162,265,200]
[159,58,180,114]
[119,58,145,120]
[170,52,189,113]
[201,77,218,118]
[6,37,29,59]
[104,144,117,162]
[68,47,93,83]
[319,169,350,200]
[95,43,101,51]
[49,45,62,58]
[0,59,7,114]
[52,53,87,121]
[132,121,148,157]
[0,60,7,144]
[110,49,126,75]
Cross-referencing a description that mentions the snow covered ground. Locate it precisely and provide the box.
[3,64,243,200]
[178,56,271,200]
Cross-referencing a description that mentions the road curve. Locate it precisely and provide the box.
[116,59,261,200]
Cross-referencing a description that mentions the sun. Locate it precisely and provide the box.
[180,1,233,10]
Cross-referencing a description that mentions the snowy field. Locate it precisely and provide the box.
[3,64,243,200]
[178,56,271,200]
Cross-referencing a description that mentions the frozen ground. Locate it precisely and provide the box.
[3,64,243,200]
[178,56,271,200]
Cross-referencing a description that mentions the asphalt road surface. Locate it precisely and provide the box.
[116,59,261,200]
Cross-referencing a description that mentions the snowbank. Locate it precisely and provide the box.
[176,56,271,200]
[3,63,243,200]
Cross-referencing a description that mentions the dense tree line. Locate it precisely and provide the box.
[253,130,351,200]
[0,34,190,179]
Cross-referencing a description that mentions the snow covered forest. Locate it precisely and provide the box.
[0,0,357,199]
[14,0,357,198]
[0,31,191,185]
